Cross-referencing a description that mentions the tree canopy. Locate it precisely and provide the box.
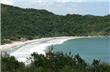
[1,50,110,72]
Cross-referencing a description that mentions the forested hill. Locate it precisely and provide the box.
[1,4,110,44]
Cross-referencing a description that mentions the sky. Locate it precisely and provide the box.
[1,0,110,16]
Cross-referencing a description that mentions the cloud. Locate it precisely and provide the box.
[0,0,109,16]
[56,0,81,2]
[0,0,13,5]
[0,0,82,4]
[1,0,108,5]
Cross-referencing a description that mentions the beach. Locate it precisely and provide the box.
[0,36,103,65]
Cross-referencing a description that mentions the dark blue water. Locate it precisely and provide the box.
[53,37,110,64]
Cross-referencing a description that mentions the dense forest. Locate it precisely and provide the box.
[1,4,110,44]
[1,47,110,72]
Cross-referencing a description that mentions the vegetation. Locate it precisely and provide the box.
[1,4,110,44]
[1,47,110,72]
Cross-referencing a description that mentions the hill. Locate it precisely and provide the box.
[1,4,110,44]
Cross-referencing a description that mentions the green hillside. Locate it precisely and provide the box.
[1,4,110,44]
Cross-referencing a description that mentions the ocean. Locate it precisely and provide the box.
[53,37,110,64]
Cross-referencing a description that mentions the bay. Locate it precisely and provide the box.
[53,37,110,64]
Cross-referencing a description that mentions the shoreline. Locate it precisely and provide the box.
[1,36,104,51]
[0,36,107,50]
[0,36,108,65]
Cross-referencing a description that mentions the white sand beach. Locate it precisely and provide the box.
[0,36,98,65]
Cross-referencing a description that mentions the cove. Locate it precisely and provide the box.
[53,37,110,64]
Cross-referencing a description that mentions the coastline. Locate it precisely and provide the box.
[0,36,107,65]
[0,36,82,51]
[1,36,107,50]
[1,36,103,51]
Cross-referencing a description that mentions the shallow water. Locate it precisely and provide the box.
[53,37,110,64]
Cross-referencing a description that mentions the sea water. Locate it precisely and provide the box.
[53,37,110,64]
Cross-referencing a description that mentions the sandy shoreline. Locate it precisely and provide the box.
[0,36,106,51]
[0,36,105,65]
[0,36,80,51]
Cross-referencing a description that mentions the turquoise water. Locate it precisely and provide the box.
[53,37,110,64]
